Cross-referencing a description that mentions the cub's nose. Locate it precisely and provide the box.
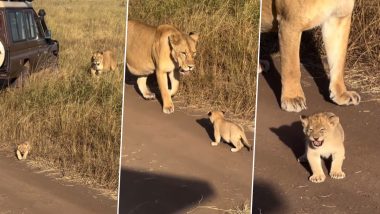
[313,137,319,141]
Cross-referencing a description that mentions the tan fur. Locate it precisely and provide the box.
[299,112,345,183]
[89,50,117,76]
[261,0,360,112]
[208,111,251,152]
[126,20,199,114]
[16,141,31,160]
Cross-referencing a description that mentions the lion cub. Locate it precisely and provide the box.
[208,111,252,152]
[16,141,31,160]
[299,112,346,183]
[89,50,117,76]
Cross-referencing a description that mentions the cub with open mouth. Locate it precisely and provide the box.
[299,112,346,183]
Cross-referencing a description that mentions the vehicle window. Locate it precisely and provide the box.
[26,12,37,39]
[8,11,27,42]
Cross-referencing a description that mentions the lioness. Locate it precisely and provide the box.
[16,141,31,160]
[126,20,199,114]
[261,0,360,112]
[299,112,346,183]
[208,111,252,152]
[89,50,117,76]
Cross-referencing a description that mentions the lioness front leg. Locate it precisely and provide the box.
[169,70,180,96]
[137,76,155,100]
[330,153,346,179]
[156,71,174,114]
[307,153,326,183]
[278,21,306,112]
[322,16,360,106]
[16,150,23,160]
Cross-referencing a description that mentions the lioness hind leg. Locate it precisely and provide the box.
[278,21,306,112]
[322,16,360,106]
[137,76,156,100]
[329,153,346,179]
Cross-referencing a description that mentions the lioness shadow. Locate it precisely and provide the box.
[269,121,312,174]
[260,30,332,107]
[252,179,285,214]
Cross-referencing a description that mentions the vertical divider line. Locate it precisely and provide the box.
[250,0,263,211]
[117,1,129,213]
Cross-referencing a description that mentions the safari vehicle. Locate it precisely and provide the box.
[0,0,59,87]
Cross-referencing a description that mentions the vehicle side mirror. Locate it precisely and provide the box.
[38,9,46,17]
[45,30,51,39]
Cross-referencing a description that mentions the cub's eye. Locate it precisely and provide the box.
[180,52,187,56]
[320,128,326,133]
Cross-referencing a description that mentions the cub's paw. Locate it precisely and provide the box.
[309,174,326,183]
[211,142,219,146]
[330,171,346,179]
[231,148,242,152]
[142,92,156,100]
[281,96,307,112]
[163,103,175,114]
[330,90,360,106]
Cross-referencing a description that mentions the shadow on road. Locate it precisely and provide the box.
[252,179,284,214]
[118,168,214,214]
[196,118,214,141]
[269,121,312,174]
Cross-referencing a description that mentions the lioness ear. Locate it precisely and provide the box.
[300,115,308,127]
[221,111,225,115]
[328,114,339,127]
[168,34,181,47]
[208,111,212,116]
[189,32,199,42]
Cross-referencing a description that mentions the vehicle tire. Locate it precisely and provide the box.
[0,40,5,67]
[12,61,31,88]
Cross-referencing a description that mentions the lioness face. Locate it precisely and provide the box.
[300,113,339,148]
[169,32,199,73]
[91,52,104,70]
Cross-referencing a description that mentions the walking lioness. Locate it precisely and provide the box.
[126,20,199,114]
[299,112,346,183]
[261,0,360,112]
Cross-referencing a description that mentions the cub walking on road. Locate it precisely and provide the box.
[16,141,31,160]
[299,112,346,183]
[208,111,252,152]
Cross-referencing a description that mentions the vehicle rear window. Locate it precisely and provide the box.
[7,10,38,42]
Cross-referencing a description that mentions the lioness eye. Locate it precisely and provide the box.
[193,52,197,56]
[181,52,187,56]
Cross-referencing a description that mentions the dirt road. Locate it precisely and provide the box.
[0,152,117,214]
[118,86,253,214]
[252,57,380,213]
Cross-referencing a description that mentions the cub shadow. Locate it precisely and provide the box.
[259,30,333,107]
[269,121,311,174]
[118,168,214,214]
[252,179,285,214]
[196,118,214,141]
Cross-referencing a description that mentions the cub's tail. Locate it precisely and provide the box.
[240,130,252,151]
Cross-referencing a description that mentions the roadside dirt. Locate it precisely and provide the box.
[252,57,380,213]
[118,85,254,214]
[0,152,117,214]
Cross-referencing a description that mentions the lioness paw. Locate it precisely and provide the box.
[309,174,326,183]
[143,92,156,100]
[231,148,241,152]
[163,104,174,114]
[281,96,307,112]
[211,142,219,146]
[330,171,346,179]
[330,90,360,106]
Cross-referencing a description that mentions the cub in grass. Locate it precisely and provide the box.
[89,50,117,76]
[208,111,252,152]
[16,141,31,160]
[299,112,346,183]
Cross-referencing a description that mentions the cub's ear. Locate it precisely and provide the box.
[189,32,199,42]
[207,111,212,116]
[327,113,339,127]
[300,115,308,127]
[168,34,181,47]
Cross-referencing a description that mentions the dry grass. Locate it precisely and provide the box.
[0,0,125,190]
[128,0,260,120]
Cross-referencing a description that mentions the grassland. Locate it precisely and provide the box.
[0,0,125,191]
[128,0,260,120]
